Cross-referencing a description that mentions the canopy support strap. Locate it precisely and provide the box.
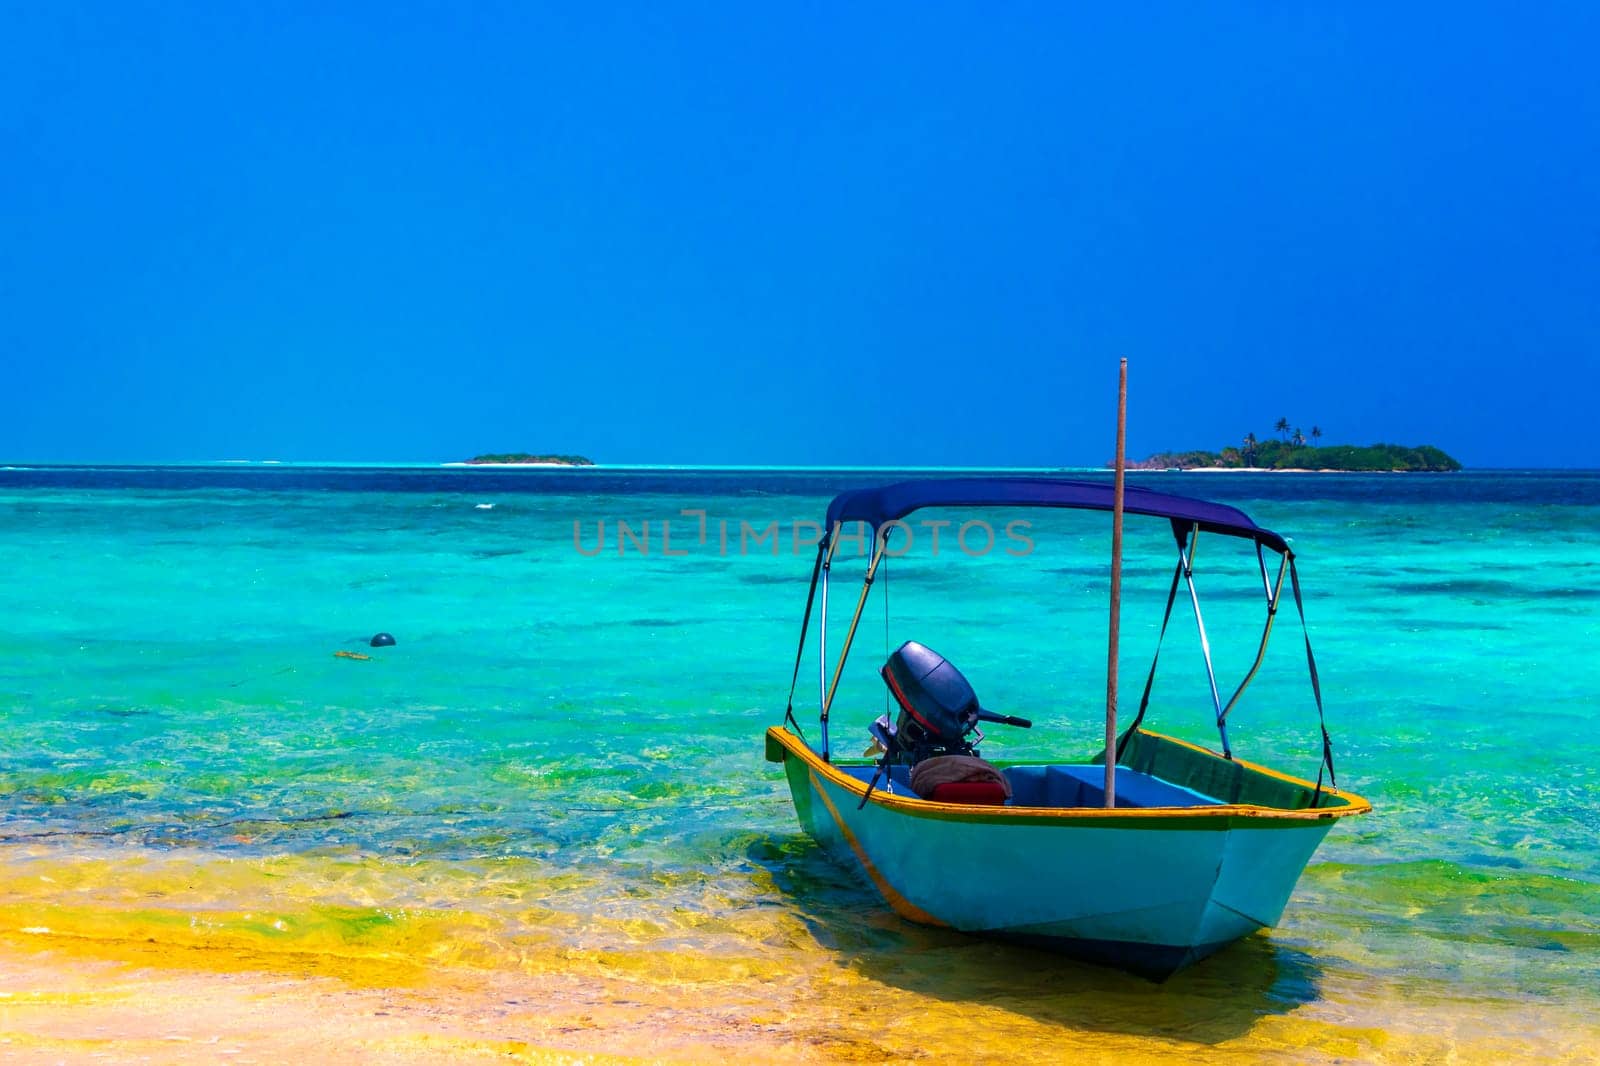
[821,536,886,762]
[1116,553,1186,759]
[1288,555,1338,805]
[781,535,830,739]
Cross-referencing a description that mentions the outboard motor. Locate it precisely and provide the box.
[878,641,986,764]
[862,641,1033,805]
[873,641,1035,768]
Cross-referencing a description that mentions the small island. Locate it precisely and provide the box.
[464,453,595,466]
[1124,419,1461,472]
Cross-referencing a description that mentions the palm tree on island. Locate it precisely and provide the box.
[1274,416,1290,441]
[1311,426,1323,444]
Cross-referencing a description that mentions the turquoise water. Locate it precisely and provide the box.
[1,467,1596,1059]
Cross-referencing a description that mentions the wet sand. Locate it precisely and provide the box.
[4,897,1596,1065]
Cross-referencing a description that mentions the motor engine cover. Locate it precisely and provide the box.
[880,641,981,749]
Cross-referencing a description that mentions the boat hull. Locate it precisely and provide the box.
[766,726,1361,979]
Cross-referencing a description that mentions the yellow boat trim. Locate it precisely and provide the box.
[807,769,949,926]
[769,727,1371,824]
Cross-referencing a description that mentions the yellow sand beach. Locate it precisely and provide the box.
[3,847,1595,1064]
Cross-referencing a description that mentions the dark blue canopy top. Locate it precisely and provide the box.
[824,477,1289,554]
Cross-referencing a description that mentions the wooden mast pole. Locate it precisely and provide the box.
[1105,358,1128,808]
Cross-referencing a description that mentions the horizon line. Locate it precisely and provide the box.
[2,460,1596,474]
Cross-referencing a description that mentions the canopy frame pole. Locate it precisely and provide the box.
[1178,523,1229,757]
[1105,358,1128,808]
[1217,551,1289,728]
[781,534,832,739]
[817,532,840,757]
[881,536,891,719]
[821,533,887,762]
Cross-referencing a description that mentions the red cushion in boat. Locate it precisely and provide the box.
[927,780,1009,806]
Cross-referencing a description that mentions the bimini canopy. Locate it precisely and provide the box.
[824,477,1289,555]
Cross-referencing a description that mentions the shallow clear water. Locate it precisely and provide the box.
[1,466,1596,1060]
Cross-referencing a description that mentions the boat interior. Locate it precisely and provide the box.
[838,762,1222,809]
[817,729,1349,813]
[828,642,1332,813]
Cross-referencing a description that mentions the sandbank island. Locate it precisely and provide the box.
[1122,421,1460,472]
[448,453,596,467]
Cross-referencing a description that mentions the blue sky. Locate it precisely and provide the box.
[3,3,1596,467]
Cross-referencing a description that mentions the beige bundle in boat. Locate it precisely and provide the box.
[910,755,1012,801]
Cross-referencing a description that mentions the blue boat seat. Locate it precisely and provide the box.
[1003,765,1220,809]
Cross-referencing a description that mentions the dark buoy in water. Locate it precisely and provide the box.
[369,632,396,648]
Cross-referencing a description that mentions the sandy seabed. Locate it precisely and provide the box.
[3,926,1597,1065]
[1,843,1595,1063]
